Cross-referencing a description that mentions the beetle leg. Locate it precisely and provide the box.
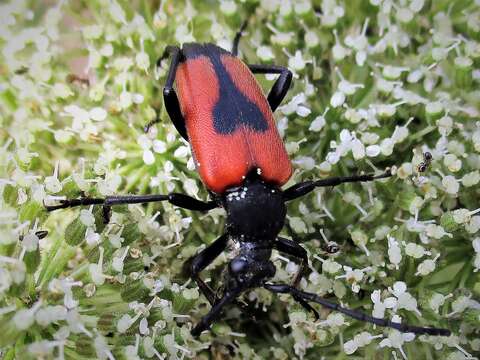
[190,234,229,306]
[248,64,293,112]
[231,20,248,56]
[191,289,241,337]
[283,170,392,202]
[145,46,189,140]
[45,193,217,212]
[190,235,261,320]
[264,283,451,336]
[274,237,319,319]
[274,237,308,287]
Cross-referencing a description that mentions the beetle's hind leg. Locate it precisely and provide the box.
[145,46,189,140]
[273,237,319,319]
[249,64,293,112]
[283,170,392,202]
[275,237,309,288]
[264,283,451,336]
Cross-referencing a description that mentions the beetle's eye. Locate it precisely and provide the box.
[229,258,248,274]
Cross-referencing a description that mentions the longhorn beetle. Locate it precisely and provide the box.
[46,25,450,338]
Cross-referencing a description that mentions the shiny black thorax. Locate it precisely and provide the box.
[218,175,286,291]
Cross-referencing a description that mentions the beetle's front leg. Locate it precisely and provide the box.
[190,234,229,305]
[191,289,241,337]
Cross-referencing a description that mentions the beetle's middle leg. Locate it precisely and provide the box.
[283,170,392,202]
[274,237,319,319]
[45,193,217,223]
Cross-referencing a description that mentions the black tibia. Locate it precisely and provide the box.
[191,289,240,337]
[283,170,392,202]
[146,46,189,140]
[274,237,308,287]
[264,284,451,336]
[231,20,248,57]
[190,234,229,305]
[102,205,112,224]
[248,64,293,112]
[293,295,320,321]
[45,193,217,212]
[274,238,319,319]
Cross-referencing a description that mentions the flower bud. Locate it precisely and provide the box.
[425,101,444,122]
[24,248,41,273]
[211,322,231,336]
[121,278,152,303]
[122,224,143,246]
[440,212,460,232]
[65,217,87,246]
[172,288,198,313]
[19,201,44,223]
[454,56,473,89]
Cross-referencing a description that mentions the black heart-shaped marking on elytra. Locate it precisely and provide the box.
[209,52,269,134]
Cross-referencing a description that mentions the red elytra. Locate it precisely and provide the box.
[174,43,292,194]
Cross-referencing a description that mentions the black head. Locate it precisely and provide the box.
[221,173,286,241]
[225,250,276,291]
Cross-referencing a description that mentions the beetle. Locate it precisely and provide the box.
[46,27,450,338]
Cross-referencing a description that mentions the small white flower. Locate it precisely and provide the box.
[292,156,315,170]
[388,236,402,269]
[405,243,429,259]
[416,255,440,276]
[289,217,308,234]
[389,282,421,315]
[442,175,460,195]
[257,46,274,61]
[173,145,190,158]
[351,139,365,160]
[379,328,415,360]
[80,209,95,227]
[288,50,308,72]
[429,292,453,313]
[330,91,345,107]
[89,247,106,285]
[89,107,107,121]
[142,150,155,165]
[135,52,150,72]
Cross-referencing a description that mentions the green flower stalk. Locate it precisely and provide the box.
[1,0,480,359]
